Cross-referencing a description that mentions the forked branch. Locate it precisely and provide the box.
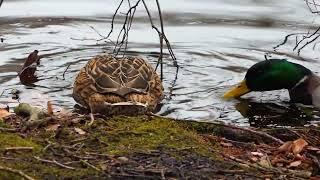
[99,0,179,99]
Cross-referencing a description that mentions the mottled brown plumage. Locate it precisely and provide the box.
[73,54,164,115]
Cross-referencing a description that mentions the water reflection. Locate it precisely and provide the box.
[235,100,317,127]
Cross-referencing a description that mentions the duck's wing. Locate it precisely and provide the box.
[86,55,155,97]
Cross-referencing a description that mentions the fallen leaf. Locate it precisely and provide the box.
[74,127,86,135]
[71,118,82,124]
[278,141,293,153]
[46,124,60,131]
[288,160,301,168]
[220,142,233,147]
[307,146,320,151]
[292,138,308,155]
[295,154,305,160]
[258,156,272,168]
[47,101,53,115]
[251,152,264,157]
[0,107,11,118]
[117,157,129,162]
[276,163,284,167]
[250,156,258,162]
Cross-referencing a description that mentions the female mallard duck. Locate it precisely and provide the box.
[73,54,164,115]
[223,59,320,107]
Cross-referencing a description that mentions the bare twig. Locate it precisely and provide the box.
[4,147,34,152]
[80,160,101,172]
[62,63,71,80]
[0,127,16,132]
[141,0,179,99]
[155,0,164,81]
[0,165,35,180]
[101,0,125,41]
[94,0,179,100]
[34,156,76,170]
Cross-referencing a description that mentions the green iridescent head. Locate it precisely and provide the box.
[224,59,312,98]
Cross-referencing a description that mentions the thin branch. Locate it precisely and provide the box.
[293,26,320,51]
[99,0,125,41]
[34,156,76,170]
[80,160,101,172]
[155,0,164,81]
[113,0,141,56]
[4,147,34,152]
[62,63,71,80]
[0,165,35,180]
[0,127,16,133]
[141,0,179,99]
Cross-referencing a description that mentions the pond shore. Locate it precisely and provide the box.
[0,105,319,179]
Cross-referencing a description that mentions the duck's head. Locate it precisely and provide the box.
[223,59,312,99]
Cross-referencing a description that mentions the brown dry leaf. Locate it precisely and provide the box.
[74,127,86,135]
[0,108,11,118]
[288,160,301,168]
[46,124,60,131]
[47,101,53,115]
[292,138,308,155]
[278,141,293,153]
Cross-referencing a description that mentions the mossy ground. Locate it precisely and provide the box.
[0,114,316,179]
[0,114,259,179]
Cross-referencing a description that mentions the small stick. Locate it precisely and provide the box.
[62,63,72,80]
[34,156,76,170]
[0,127,17,132]
[4,147,34,152]
[80,160,101,172]
[0,165,35,180]
[88,113,95,126]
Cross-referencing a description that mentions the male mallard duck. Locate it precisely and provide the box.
[223,59,320,107]
[72,54,164,115]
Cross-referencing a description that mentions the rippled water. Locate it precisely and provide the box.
[1,0,320,127]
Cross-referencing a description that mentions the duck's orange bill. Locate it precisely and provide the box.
[223,80,251,99]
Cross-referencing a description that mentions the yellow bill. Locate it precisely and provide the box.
[223,80,251,99]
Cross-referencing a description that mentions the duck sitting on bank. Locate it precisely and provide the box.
[72,54,164,116]
[223,59,320,107]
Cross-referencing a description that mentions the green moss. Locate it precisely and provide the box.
[0,116,225,179]
[0,133,42,152]
[93,116,215,156]
[0,120,11,128]
[0,160,100,179]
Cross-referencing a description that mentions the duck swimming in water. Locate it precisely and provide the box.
[223,59,320,107]
[72,54,164,116]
